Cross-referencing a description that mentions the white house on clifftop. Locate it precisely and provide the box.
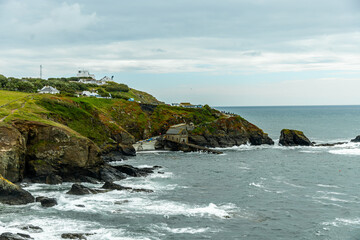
[38,86,60,94]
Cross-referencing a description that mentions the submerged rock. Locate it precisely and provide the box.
[39,197,58,207]
[19,225,43,233]
[101,181,131,190]
[0,232,33,240]
[351,135,360,142]
[99,165,127,182]
[113,165,159,177]
[279,129,313,146]
[0,174,34,205]
[66,184,107,195]
[102,181,153,193]
[61,233,91,239]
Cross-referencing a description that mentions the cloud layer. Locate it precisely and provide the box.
[0,0,359,105]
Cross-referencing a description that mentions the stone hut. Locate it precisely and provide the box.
[165,124,190,143]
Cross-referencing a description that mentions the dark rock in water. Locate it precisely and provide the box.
[78,176,99,184]
[119,144,136,156]
[113,165,156,177]
[101,151,127,162]
[61,233,91,239]
[35,196,46,202]
[351,135,360,142]
[75,204,85,208]
[39,197,57,207]
[315,142,347,147]
[0,232,33,240]
[20,225,43,233]
[46,174,63,185]
[0,175,34,205]
[131,188,154,193]
[102,181,131,190]
[99,165,127,182]
[66,184,99,195]
[279,129,313,146]
[102,181,153,192]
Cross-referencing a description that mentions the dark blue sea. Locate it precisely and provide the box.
[1,105,360,239]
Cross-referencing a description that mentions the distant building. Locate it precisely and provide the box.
[165,126,189,143]
[77,70,95,79]
[164,123,195,144]
[81,91,99,97]
[171,102,203,108]
[38,86,60,94]
[78,79,107,85]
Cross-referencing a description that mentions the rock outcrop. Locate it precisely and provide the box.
[0,232,33,240]
[0,174,34,205]
[0,126,26,182]
[351,135,360,142]
[279,129,313,146]
[66,184,102,195]
[0,120,104,183]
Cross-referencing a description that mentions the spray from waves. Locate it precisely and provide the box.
[115,197,236,219]
[323,218,360,227]
[148,223,215,234]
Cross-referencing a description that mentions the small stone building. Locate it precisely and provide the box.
[164,123,194,144]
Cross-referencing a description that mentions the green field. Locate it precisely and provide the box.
[0,90,31,106]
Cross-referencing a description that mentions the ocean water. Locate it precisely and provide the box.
[1,105,360,239]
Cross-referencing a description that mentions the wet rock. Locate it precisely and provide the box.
[351,135,360,142]
[0,232,33,240]
[0,126,26,182]
[102,182,153,193]
[113,165,157,177]
[0,174,34,205]
[315,142,347,147]
[20,225,43,233]
[61,233,91,239]
[66,184,99,195]
[46,174,62,185]
[119,144,136,156]
[99,165,127,182]
[39,197,57,207]
[75,204,85,208]
[101,181,131,191]
[101,151,127,162]
[279,129,313,146]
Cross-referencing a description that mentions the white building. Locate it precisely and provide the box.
[77,70,95,79]
[38,86,60,94]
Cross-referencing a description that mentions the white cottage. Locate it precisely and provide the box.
[38,86,60,94]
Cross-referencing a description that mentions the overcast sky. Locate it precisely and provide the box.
[0,0,359,106]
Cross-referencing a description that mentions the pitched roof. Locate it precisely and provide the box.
[166,128,187,135]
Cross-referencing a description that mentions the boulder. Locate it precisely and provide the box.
[0,174,34,205]
[279,129,313,146]
[351,135,360,142]
[101,181,153,193]
[66,184,106,195]
[101,181,131,190]
[20,225,43,233]
[118,144,136,156]
[39,197,57,207]
[113,165,158,177]
[61,233,91,239]
[0,233,33,240]
[99,165,127,182]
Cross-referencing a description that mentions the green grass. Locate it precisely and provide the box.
[0,90,31,106]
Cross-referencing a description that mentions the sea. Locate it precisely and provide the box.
[1,105,360,240]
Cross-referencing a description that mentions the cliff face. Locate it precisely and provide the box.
[0,120,103,183]
[189,116,274,147]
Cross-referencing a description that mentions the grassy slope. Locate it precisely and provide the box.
[0,90,236,148]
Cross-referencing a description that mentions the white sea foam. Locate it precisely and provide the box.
[117,198,236,219]
[149,223,213,234]
[323,218,360,227]
[329,148,360,156]
[317,184,340,188]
